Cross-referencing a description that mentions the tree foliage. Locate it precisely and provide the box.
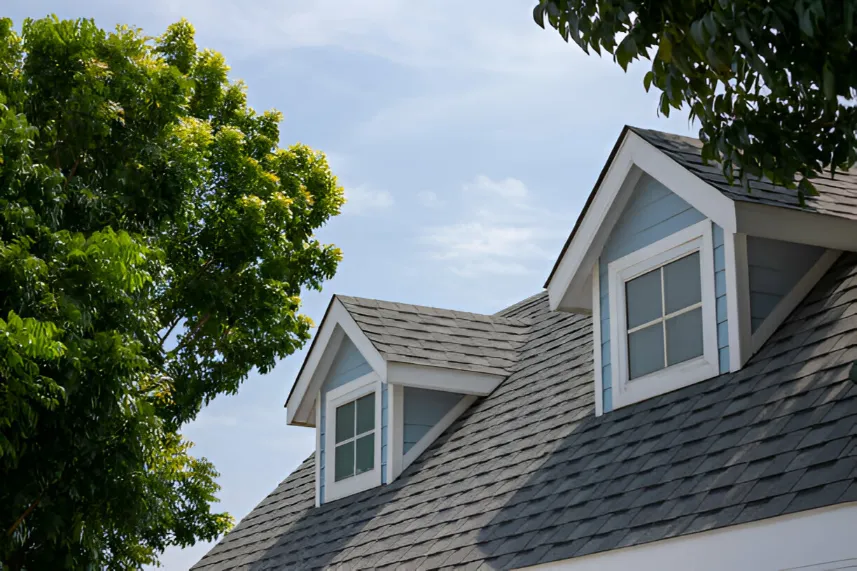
[534,0,857,198]
[0,16,343,569]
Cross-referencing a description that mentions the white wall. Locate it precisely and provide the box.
[523,503,857,571]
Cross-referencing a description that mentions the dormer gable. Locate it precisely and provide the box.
[547,126,855,415]
[285,295,529,504]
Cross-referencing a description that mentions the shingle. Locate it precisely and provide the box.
[632,128,857,222]
[193,252,857,571]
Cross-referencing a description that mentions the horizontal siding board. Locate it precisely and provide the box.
[403,387,463,455]
[747,236,824,332]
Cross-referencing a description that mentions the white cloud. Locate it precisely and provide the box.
[343,185,394,215]
[421,176,568,277]
[464,175,529,200]
[417,190,443,207]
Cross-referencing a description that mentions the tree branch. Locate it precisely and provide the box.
[7,495,41,537]
[170,313,211,355]
[159,316,182,348]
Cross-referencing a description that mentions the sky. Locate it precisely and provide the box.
[6,2,695,568]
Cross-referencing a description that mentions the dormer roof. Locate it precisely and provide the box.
[336,295,529,377]
[546,126,857,314]
[285,295,529,426]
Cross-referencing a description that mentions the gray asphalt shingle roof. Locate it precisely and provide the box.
[631,127,857,221]
[336,295,530,377]
[193,253,857,571]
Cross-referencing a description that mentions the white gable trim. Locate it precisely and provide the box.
[520,502,857,571]
[386,361,503,396]
[750,249,841,355]
[549,130,737,313]
[286,298,386,426]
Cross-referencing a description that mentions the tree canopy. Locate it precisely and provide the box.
[534,0,857,198]
[0,16,343,569]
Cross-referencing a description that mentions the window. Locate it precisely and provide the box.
[323,372,382,502]
[626,252,703,379]
[334,393,375,481]
[608,220,719,409]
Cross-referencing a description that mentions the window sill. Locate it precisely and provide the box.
[612,355,720,409]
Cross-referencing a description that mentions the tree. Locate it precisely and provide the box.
[0,16,343,569]
[533,0,857,199]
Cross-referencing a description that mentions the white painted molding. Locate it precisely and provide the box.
[548,130,738,313]
[401,394,477,473]
[287,298,386,426]
[750,249,841,355]
[735,201,857,252]
[725,232,752,371]
[520,502,857,571]
[592,260,604,417]
[608,220,720,410]
[386,383,403,484]
[314,396,321,508]
[386,361,503,396]
[323,374,383,503]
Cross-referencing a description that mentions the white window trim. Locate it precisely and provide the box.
[608,220,719,409]
[323,372,383,503]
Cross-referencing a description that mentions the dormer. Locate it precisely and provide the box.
[285,296,528,505]
[546,126,855,415]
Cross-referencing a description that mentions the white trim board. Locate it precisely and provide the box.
[520,502,857,571]
[735,201,857,253]
[750,249,841,355]
[386,361,503,396]
[592,259,604,417]
[725,232,752,371]
[287,298,386,426]
[548,130,738,313]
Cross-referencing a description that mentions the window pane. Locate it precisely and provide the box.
[666,307,704,366]
[626,268,662,329]
[356,393,375,434]
[334,442,354,481]
[335,401,355,443]
[664,252,701,314]
[628,322,665,379]
[355,434,374,474]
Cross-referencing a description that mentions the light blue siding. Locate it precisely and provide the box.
[747,237,824,332]
[403,387,463,455]
[599,174,718,412]
[318,335,373,503]
[713,224,730,373]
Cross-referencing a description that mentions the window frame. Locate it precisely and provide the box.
[608,220,719,409]
[324,372,382,502]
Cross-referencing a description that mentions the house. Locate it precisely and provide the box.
[192,127,857,571]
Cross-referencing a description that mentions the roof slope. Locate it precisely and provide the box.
[337,295,530,377]
[632,127,857,221]
[194,254,857,571]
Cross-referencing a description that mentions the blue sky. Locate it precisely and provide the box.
[7,1,694,568]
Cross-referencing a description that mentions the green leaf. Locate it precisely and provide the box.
[823,60,835,100]
[643,70,654,92]
[658,34,673,63]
